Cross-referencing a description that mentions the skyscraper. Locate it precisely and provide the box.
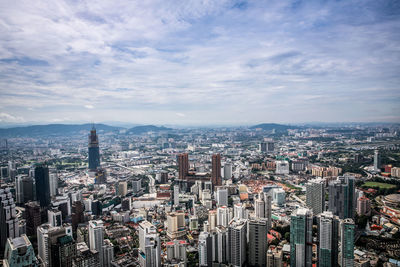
[373,150,380,172]
[0,188,19,253]
[248,219,268,266]
[138,221,161,267]
[306,178,325,215]
[212,154,222,187]
[88,126,100,171]
[228,220,247,267]
[317,211,339,267]
[173,184,180,206]
[34,165,51,208]
[48,231,76,267]
[328,176,355,219]
[177,153,189,180]
[3,234,39,266]
[341,219,355,267]
[216,188,228,207]
[198,231,212,267]
[224,163,232,179]
[290,208,313,267]
[25,201,41,237]
[89,220,104,267]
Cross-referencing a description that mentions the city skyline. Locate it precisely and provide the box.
[0,0,399,125]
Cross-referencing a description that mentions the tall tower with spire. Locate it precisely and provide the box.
[88,126,100,171]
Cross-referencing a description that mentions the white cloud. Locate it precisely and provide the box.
[0,112,25,122]
[84,105,94,109]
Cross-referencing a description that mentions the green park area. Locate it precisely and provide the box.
[362,181,396,189]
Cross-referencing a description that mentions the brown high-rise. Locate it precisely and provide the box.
[212,154,222,186]
[178,153,189,180]
[25,201,42,237]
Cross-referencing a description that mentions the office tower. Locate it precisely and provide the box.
[48,232,76,267]
[91,200,102,216]
[166,212,186,239]
[25,201,41,237]
[22,176,35,203]
[234,203,245,220]
[248,219,268,266]
[166,240,187,263]
[328,176,355,219]
[160,172,168,183]
[341,219,355,267]
[48,209,62,227]
[189,215,198,231]
[317,211,339,267]
[260,142,274,152]
[132,179,141,193]
[3,234,39,266]
[290,208,313,267]
[88,126,100,170]
[177,153,189,180]
[89,220,104,267]
[224,163,232,179]
[117,181,128,197]
[262,186,275,229]
[357,196,371,216]
[260,142,267,152]
[34,165,50,208]
[306,178,325,215]
[212,226,229,264]
[121,197,132,211]
[275,161,289,174]
[373,150,380,172]
[199,231,212,267]
[273,188,286,206]
[102,239,114,267]
[0,188,19,252]
[208,210,217,231]
[15,175,24,204]
[266,247,283,267]
[74,242,100,267]
[228,220,247,267]
[174,184,180,206]
[255,198,265,218]
[49,173,58,197]
[95,169,107,184]
[37,224,73,267]
[216,188,228,207]
[138,221,161,267]
[211,154,222,187]
[217,206,230,228]
[71,201,85,234]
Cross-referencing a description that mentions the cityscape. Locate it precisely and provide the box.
[1,0,400,267]
[0,123,400,266]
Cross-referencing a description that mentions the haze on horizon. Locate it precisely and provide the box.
[0,0,399,126]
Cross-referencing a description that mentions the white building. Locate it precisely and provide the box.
[89,220,104,267]
[216,188,228,207]
[275,161,289,175]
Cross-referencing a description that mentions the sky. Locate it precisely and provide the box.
[0,0,399,126]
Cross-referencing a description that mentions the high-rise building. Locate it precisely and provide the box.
[34,165,51,208]
[228,220,247,267]
[48,232,76,267]
[266,246,283,267]
[0,188,19,253]
[15,175,24,204]
[255,198,265,219]
[102,239,114,267]
[88,127,100,170]
[74,242,99,267]
[216,188,228,207]
[95,169,107,184]
[273,188,286,206]
[132,179,141,193]
[275,161,289,175]
[71,201,85,234]
[233,203,245,220]
[166,240,187,263]
[260,142,274,152]
[262,186,275,229]
[317,211,339,267]
[2,234,39,267]
[166,212,186,239]
[224,163,232,179]
[49,173,58,197]
[88,220,104,267]
[248,219,268,266]
[290,208,313,267]
[213,226,229,264]
[306,178,325,215]
[117,181,128,197]
[373,150,380,172]
[211,154,222,187]
[138,221,161,267]
[173,184,180,206]
[48,209,62,227]
[356,196,371,216]
[328,176,355,219]
[177,153,189,180]
[198,231,212,267]
[21,176,36,203]
[25,201,41,237]
[217,206,230,228]
[341,219,355,267]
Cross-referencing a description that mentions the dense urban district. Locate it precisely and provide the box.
[1,122,400,267]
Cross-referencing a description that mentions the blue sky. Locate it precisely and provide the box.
[0,0,399,126]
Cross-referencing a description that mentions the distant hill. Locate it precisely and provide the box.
[0,123,122,137]
[250,123,300,131]
[127,125,172,134]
